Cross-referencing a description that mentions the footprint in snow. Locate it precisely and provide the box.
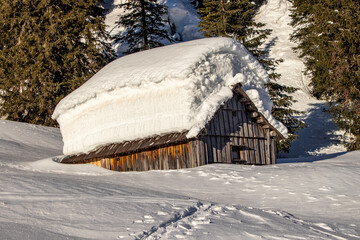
[314,222,335,232]
[157,211,167,216]
[143,215,154,223]
[225,206,237,211]
[242,188,256,192]
[319,186,331,191]
[172,206,182,210]
[178,223,192,230]
[174,234,187,239]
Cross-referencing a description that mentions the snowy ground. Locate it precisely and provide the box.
[1,121,360,239]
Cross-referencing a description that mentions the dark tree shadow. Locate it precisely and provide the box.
[102,0,116,12]
[263,36,279,59]
[280,102,345,158]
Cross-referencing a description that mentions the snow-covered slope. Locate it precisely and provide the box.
[0,120,62,162]
[255,0,346,157]
[53,38,287,156]
[1,119,359,239]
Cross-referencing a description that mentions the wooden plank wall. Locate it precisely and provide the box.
[198,95,276,165]
[86,141,202,171]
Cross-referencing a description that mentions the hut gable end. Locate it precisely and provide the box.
[196,87,280,165]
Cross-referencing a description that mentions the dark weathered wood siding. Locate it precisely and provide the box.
[196,94,277,165]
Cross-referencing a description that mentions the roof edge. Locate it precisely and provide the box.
[231,83,286,140]
[62,131,194,164]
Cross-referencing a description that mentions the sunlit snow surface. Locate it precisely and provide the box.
[1,120,360,239]
[53,37,287,156]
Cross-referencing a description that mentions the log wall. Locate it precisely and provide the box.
[85,141,201,171]
[197,94,277,165]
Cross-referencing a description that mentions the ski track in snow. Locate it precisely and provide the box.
[136,202,359,240]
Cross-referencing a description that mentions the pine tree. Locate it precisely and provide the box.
[290,0,360,150]
[266,82,306,152]
[199,0,306,152]
[199,0,270,57]
[113,0,172,54]
[0,0,114,126]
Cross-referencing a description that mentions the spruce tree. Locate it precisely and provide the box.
[199,0,306,153]
[113,0,172,54]
[199,0,269,55]
[0,0,113,126]
[266,82,306,152]
[290,0,360,150]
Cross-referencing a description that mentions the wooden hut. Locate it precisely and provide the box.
[61,83,284,170]
[53,38,286,171]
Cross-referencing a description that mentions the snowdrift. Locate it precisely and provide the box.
[53,37,287,155]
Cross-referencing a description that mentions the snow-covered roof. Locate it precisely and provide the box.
[53,37,287,155]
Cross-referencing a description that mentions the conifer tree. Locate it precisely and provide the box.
[113,0,172,54]
[199,0,270,58]
[0,0,113,126]
[290,0,360,150]
[266,82,306,152]
[199,0,306,152]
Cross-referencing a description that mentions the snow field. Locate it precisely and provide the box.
[1,120,359,239]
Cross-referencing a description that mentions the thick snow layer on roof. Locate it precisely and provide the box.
[53,37,287,155]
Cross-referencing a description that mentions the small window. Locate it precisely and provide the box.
[231,146,247,164]
[232,110,237,117]
[232,148,240,159]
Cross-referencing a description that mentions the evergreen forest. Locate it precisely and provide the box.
[0,0,114,126]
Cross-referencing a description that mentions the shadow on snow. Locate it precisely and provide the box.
[281,102,344,158]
